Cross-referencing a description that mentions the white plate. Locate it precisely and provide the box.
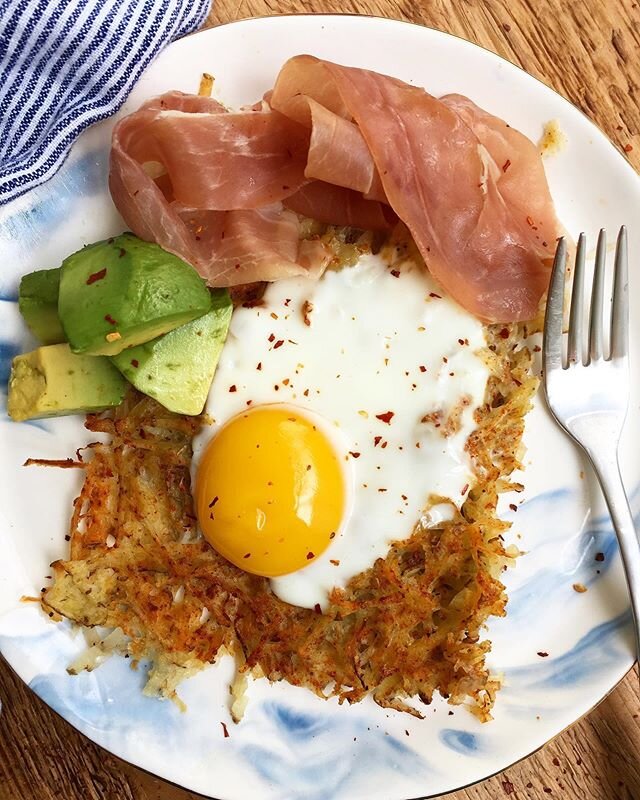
[1,15,639,800]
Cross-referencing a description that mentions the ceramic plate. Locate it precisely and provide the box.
[1,15,639,800]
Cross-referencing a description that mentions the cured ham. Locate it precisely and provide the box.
[110,92,323,285]
[109,56,560,322]
[284,181,393,230]
[272,56,558,321]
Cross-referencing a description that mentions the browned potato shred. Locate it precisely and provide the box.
[198,72,214,97]
[42,319,536,722]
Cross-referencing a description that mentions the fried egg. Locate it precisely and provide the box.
[193,252,490,609]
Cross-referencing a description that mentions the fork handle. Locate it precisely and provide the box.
[588,449,640,670]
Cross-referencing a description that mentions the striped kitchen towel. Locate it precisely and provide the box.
[0,0,211,206]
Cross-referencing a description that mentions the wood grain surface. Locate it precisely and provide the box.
[1,2,639,799]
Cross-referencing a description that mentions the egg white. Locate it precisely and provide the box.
[193,252,490,609]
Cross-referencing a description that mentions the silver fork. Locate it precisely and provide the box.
[543,226,640,666]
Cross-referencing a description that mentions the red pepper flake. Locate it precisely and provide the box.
[419,365,427,373]
[349,451,361,458]
[401,494,407,501]
[209,496,219,508]
[374,435,382,447]
[442,356,448,364]
[284,298,291,306]
[499,327,510,339]
[502,159,511,172]
[533,344,541,352]
[118,248,126,258]
[314,603,322,614]
[246,400,252,406]
[381,441,388,449]
[257,362,262,370]
[104,313,117,325]
[282,184,290,190]
[375,411,394,424]
[329,531,336,539]
[542,240,548,247]
[378,488,387,493]
[130,359,139,368]
[243,553,251,559]
[306,551,315,560]
[624,144,634,153]
[461,483,469,495]
[273,339,284,349]
[282,378,290,386]
[303,388,309,397]
[235,263,241,270]
[595,552,605,562]
[229,385,237,393]
[302,300,313,326]
[268,333,275,343]
[537,651,549,658]
[390,269,400,278]
[86,268,107,285]
[274,384,279,391]
[221,721,230,738]
[509,503,518,512]
[429,292,441,299]
[330,559,340,566]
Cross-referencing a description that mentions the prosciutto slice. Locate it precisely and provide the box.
[284,181,393,230]
[110,92,324,285]
[110,57,560,321]
[271,56,558,321]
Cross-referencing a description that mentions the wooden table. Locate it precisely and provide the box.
[1,2,639,799]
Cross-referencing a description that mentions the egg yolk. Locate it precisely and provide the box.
[196,406,346,577]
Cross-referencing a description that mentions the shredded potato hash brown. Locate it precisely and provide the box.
[42,322,536,721]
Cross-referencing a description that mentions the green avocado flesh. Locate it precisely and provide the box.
[111,290,233,415]
[7,344,127,422]
[18,268,66,345]
[58,233,212,356]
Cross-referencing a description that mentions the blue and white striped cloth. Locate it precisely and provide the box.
[0,0,211,206]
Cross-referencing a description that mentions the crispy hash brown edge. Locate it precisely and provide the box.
[41,317,536,723]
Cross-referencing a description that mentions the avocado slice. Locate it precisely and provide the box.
[58,233,212,357]
[19,268,66,345]
[111,290,233,415]
[8,343,126,422]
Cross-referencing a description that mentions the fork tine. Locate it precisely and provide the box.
[567,232,587,365]
[610,225,629,359]
[588,229,607,362]
[543,237,567,372]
